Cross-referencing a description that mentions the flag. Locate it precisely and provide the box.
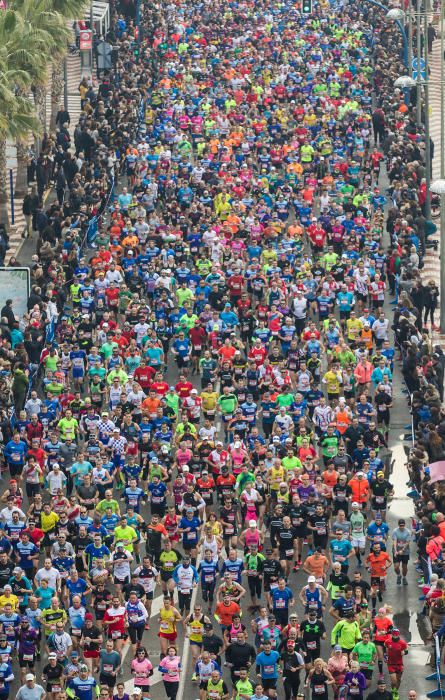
[428,461,445,484]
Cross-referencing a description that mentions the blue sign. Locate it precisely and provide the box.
[412,57,425,70]
[412,70,426,80]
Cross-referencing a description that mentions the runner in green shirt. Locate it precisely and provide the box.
[352,630,377,681]
[275,388,294,408]
[234,672,254,700]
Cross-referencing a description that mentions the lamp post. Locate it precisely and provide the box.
[383,5,410,67]
[431,179,445,333]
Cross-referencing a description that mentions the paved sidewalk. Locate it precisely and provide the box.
[5,48,82,259]
[421,23,444,343]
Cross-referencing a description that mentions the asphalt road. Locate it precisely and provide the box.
[10,172,432,700]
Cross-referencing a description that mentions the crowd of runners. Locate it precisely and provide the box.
[1,0,444,699]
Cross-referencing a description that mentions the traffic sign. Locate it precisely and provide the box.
[412,57,425,71]
[413,70,426,80]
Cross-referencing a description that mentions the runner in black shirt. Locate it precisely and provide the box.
[277,516,298,578]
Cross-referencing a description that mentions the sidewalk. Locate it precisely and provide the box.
[421,25,444,344]
[5,47,82,259]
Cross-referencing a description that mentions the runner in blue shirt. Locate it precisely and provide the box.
[271,578,294,626]
[255,641,280,693]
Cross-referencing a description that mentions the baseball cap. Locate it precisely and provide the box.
[334,645,342,652]
[25,674,35,681]
[133,690,142,697]
[48,653,57,659]
[249,520,257,527]
[377,471,384,477]
[79,664,89,672]
[351,501,359,507]
[307,576,316,583]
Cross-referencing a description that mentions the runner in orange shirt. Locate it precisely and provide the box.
[365,543,392,614]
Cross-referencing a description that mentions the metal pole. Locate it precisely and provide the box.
[136,0,142,51]
[408,5,413,74]
[90,1,94,73]
[425,8,432,220]
[417,0,422,124]
[9,169,14,226]
[63,57,68,112]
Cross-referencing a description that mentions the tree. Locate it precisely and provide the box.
[10,0,88,130]
[0,11,41,229]
[9,0,88,196]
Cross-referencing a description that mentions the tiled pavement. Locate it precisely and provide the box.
[6,48,82,259]
[420,23,445,343]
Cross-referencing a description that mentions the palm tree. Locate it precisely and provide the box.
[10,0,88,129]
[9,0,88,196]
[0,11,41,229]
[5,18,54,197]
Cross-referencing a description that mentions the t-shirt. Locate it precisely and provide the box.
[16,685,46,700]
[352,641,376,669]
[256,650,280,678]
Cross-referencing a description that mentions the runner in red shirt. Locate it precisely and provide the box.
[248,340,267,367]
[384,628,408,695]
[175,374,193,399]
[227,272,245,304]
[373,608,394,677]
[102,596,127,653]
[133,360,156,393]
[189,320,207,374]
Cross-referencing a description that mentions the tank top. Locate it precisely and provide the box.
[245,530,260,548]
[127,602,144,627]
[305,587,321,610]
[335,410,350,434]
[207,679,224,699]
[201,536,219,562]
[164,515,179,541]
[311,670,328,696]
[228,622,244,643]
[159,607,176,635]
[188,614,205,642]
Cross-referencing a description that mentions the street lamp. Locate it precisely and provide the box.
[431,179,445,333]
[386,8,405,20]
[364,0,409,66]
